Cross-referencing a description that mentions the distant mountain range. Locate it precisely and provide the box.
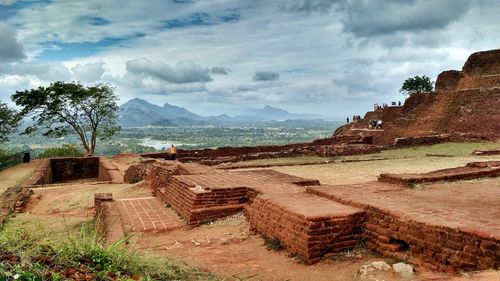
[118,98,323,126]
[242,105,320,121]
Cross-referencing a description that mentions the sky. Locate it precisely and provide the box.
[0,0,499,118]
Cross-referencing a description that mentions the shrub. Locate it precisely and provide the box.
[263,236,283,251]
[37,144,85,159]
[0,149,22,170]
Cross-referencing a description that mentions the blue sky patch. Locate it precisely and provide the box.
[38,33,145,61]
[162,10,241,29]
[0,0,45,19]
[171,0,194,3]
[84,16,110,26]
[163,12,213,29]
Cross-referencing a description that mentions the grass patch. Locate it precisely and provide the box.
[219,156,334,168]
[342,142,500,161]
[37,144,85,159]
[263,237,283,251]
[0,218,218,280]
[328,244,378,263]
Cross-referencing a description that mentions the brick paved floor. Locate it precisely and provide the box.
[176,170,316,196]
[115,197,184,232]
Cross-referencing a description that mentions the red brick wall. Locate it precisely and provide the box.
[246,196,365,263]
[362,209,500,272]
[154,175,247,225]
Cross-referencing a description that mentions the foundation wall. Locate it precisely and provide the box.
[154,175,248,225]
[362,208,500,272]
[24,157,118,186]
[245,196,365,263]
[51,157,99,182]
[98,157,122,183]
[141,143,382,165]
[308,188,500,272]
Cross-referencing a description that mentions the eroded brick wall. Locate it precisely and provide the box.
[363,208,500,272]
[51,157,99,182]
[154,175,247,225]
[246,196,365,263]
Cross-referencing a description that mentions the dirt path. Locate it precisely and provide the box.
[0,160,38,194]
[133,215,487,281]
[25,182,151,216]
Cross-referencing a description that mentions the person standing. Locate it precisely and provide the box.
[168,144,177,161]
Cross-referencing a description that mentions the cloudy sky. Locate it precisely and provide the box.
[1,0,499,118]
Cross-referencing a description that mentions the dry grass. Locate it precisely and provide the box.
[202,212,246,228]
[217,155,333,168]
[0,161,37,194]
[28,183,151,215]
[342,142,500,161]
[227,142,500,185]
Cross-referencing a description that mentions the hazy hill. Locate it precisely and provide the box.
[118,98,323,126]
[118,98,202,126]
[242,105,321,120]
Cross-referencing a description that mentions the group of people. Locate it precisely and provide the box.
[374,103,388,110]
[374,101,402,111]
[351,115,362,123]
[368,119,383,130]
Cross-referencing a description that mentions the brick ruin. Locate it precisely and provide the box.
[140,143,381,165]
[23,157,122,186]
[379,161,500,186]
[119,159,500,272]
[333,48,500,145]
[97,49,500,273]
[308,178,500,273]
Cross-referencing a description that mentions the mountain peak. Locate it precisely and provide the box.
[242,105,319,120]
[119,98,200,126]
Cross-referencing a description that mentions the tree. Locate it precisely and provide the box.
[399,75,434,95]
[0,101,21,143]
[12,81,120,155]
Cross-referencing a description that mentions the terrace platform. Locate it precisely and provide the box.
[308,180,500,272]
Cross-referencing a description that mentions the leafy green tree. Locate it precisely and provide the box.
[12,81,120,155]
[0,101,21,143]
[399,75,434,95]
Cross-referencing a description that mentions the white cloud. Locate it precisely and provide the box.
[0,0,16,5]
[0,22,25,62]
[1,0,500,117]
[253,70,280,81]
[126,58,213,84]
[0,61,71,81]
[71,62,105,82]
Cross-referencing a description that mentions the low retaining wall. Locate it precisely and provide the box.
[24,157,120,186]
[22,159,52,186]
[362,208,500,272]
[246,194,365,263]
[473,149,500,156]
[141,143,382,165]
[379,161,500,186]
[0,186,33,225]
[98,157,123,183]
[308,186,500,272]
[154,175,247,225]
[51,157,99,182]
[393,135,450,147]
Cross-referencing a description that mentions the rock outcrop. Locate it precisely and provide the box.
[333,49,500,145]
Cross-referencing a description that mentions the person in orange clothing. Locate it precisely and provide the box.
[168,144,177,161]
